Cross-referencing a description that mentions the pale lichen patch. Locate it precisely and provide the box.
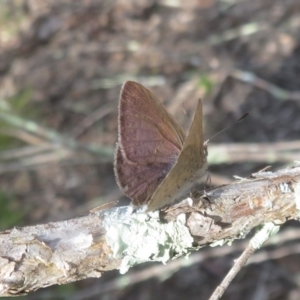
[102,207,193,274]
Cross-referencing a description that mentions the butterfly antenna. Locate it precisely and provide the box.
[205,112,249,144]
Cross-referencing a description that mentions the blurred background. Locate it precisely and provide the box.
[1,0,300,299]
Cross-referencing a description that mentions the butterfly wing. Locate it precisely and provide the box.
[146,99,207,212]
[114,81,186,207]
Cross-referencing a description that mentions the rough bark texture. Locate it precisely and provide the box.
[0,165,299,296]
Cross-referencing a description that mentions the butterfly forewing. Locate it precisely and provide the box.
[119,81,185,164]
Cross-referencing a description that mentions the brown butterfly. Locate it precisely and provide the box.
[114,81,207,212]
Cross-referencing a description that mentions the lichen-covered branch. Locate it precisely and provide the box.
[1,166,300,296]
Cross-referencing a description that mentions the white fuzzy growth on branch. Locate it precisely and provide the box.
[103,207,193,274]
